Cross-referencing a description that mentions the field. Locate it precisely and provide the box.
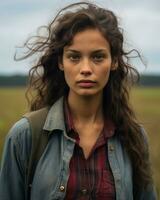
[0,87,160,196]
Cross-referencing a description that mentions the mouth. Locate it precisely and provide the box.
[77,80,96,88]
[77,79,96,83]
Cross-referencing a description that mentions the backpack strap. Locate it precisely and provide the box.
[23,107,49,200]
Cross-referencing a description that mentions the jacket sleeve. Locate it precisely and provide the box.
[0,118,31,200]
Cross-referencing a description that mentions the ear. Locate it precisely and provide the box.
[58,57,64,71]
[111,60,118,71]
[59,63,64,71]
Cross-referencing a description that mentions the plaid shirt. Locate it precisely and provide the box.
[64,100,116,200]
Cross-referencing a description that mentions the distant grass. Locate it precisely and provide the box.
[131,87,160,197]
[0,86,160,197]
[0,87,27,156]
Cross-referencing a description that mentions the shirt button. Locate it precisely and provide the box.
[59,185,65,192]
[109,144,115,151]
[81,188,88,195]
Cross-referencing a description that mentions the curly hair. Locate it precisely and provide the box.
[16,2,153,190]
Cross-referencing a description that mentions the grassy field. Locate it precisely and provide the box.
[130,87,160,197]
[0,87,27,156]
[0,87,160,196]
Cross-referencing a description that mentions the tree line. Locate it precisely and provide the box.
[0,74,160,87]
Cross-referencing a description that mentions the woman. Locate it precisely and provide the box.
[0,2,157,200]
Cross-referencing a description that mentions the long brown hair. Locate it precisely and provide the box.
[16,2,153,190]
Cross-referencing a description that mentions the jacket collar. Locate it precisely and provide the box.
[43,97,65,132]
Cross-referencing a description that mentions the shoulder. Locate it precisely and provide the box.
[1,118,32,165]
[23,107,49,119]
[7,106,49,141]
[6,118,32,151]
[7,118,31,139]
[23,107,49,130]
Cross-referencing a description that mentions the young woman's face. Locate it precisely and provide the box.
[60,28,114,98]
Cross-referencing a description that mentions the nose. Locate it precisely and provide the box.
[80,58,93,76]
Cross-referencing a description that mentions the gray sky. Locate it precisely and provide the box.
[0,0,160,75]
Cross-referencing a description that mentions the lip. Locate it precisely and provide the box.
[77,80,96,88]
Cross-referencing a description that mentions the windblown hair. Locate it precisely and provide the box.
[16,2,153,190]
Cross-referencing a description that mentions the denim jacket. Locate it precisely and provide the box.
[0,97,157,200]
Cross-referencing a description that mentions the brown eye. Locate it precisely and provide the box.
[92,54,105,62]
[68,54,80,61]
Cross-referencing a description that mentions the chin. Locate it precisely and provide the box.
[69,87,103,98]
[78,90,102,97]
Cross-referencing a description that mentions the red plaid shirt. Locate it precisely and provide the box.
[64,100,116,200]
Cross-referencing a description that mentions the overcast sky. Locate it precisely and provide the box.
[0,0,160,75]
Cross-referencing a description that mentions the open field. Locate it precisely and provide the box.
[0,87,160,196]
[130,87,160,197]
[0,87,27,156]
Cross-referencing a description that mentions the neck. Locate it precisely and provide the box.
[68,93,104,124]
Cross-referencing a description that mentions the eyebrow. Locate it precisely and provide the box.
[64,49,108,53]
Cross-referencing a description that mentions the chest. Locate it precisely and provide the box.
[66,133,117,199]
[75,123,104,159]
[30,133,133,200]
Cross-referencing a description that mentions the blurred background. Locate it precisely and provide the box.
[0,0,160,197]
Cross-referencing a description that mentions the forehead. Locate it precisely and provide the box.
[64,28,110,52]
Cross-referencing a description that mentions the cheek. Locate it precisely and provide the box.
[103,73,110,85]
[101,66,111,78]
[100,68,111,85]
[63,69,74,87]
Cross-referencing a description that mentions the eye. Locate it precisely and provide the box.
[92,54,105,62]
[67,54,81,61]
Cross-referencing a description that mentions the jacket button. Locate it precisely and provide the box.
[81,188,88,195]
[109,144,115,151]
[59,185,65,192]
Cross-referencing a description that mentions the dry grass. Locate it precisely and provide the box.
[0,87,27,155]
[130,87,160,197]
